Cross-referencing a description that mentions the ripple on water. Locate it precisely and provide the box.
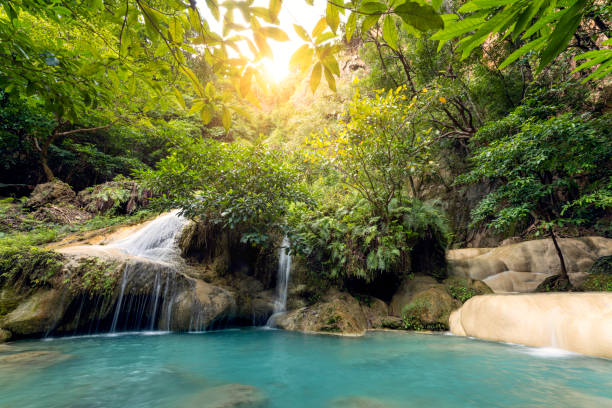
[0,330,610,408]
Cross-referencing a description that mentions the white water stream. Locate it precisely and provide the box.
[108,210,188,332]
[267,236,292,327]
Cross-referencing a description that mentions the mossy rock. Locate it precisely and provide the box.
[535,275,572,292]
[401,287,459,331]
[588,256,612,275]
[577,274,612,291]
[275,289,367,336]
[443,276,493,303]
[25,180,76,208]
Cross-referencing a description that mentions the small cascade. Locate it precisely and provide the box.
[107,211,189,333]
[109,210,187,262]
[266,236,292,327]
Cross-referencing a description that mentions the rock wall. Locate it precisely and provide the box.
[449,293,612,359]
[448,237,612,292]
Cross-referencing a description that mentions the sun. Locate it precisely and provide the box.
[261,54,291,83]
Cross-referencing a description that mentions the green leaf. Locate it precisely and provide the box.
[359,2,387,14]
[201,105,213,124]
[206,0,220,20]
[294,24,311,42]
[537,0,588,72]
[289,44,314,72]
[395,1,444,32]
[173,87,186,109]
[324,66,336,92]
[261,26,290,42]
[222,107,231,131]
[346,12,357,42]
[315,32,336,45]
[326,2,340,34]
[382,15,399,51]
[499,36,545,69]
[361,15,380,34]
[310,62,322,93]
[312,17,328,37]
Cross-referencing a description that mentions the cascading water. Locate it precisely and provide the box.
[266,236,292,327]
[107,211,189,333]
[109,210,187,262]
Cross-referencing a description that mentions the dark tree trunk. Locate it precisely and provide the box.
[549,226,568,280]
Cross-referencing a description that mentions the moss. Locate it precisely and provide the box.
[579,274,612,292]
[0,247,64,288]
[64,258,120,297]
[588,256,612,275]
[320,313,343,332]
[447,284,477,303]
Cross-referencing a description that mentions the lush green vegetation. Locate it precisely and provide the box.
[1,0,610,294]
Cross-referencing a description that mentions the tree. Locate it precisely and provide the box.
[460,98,611,288]
[136,138,310,245]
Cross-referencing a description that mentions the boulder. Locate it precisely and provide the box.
[0,328,10,342]
[400,287,458,331]
[448,237,612,292]
[359,296,389,329]
[26,180,76,208]
[276,289,367,336]
[588,256,612,274]
[181,384,268,408]
[450,293,612,359]
[0,289,72,337]
[389,276,440,316]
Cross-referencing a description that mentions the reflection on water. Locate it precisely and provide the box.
[0,330,610,408]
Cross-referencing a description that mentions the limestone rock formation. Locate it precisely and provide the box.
[449,293,612,359]
[276,289,368,336]
[448,237,612,292]
[388,275,492,331]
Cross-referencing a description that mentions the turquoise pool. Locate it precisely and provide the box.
[1,329,610,407]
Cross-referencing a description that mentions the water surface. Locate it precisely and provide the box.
[1,329,610,407]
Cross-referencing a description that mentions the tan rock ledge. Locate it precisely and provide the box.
[450,293,612,359]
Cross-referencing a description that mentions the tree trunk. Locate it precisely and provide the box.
[549,226,568,280]
[40,133,57,181]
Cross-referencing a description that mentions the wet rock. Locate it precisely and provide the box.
[0,350,72,367]
[26,180,76,208]
[0,328,11,342]
[182,383,268,408]
[0,289,72,337]
[358,296,389,329]
[276,289,367,336]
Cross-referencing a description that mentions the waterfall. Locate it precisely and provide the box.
[109,210,187,262]
[107,211,188,333]
[267,236,292,327]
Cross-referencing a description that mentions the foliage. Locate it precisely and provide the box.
[579,274,612,292]
[306,84,439,216]
[137,138,310,245]
[432,0,612,80]
[288,194,448,282]
[64,258,120,297]
[0,246,63,288]
[460,96,612,237]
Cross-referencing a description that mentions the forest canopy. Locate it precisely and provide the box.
[1,0,610,288]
